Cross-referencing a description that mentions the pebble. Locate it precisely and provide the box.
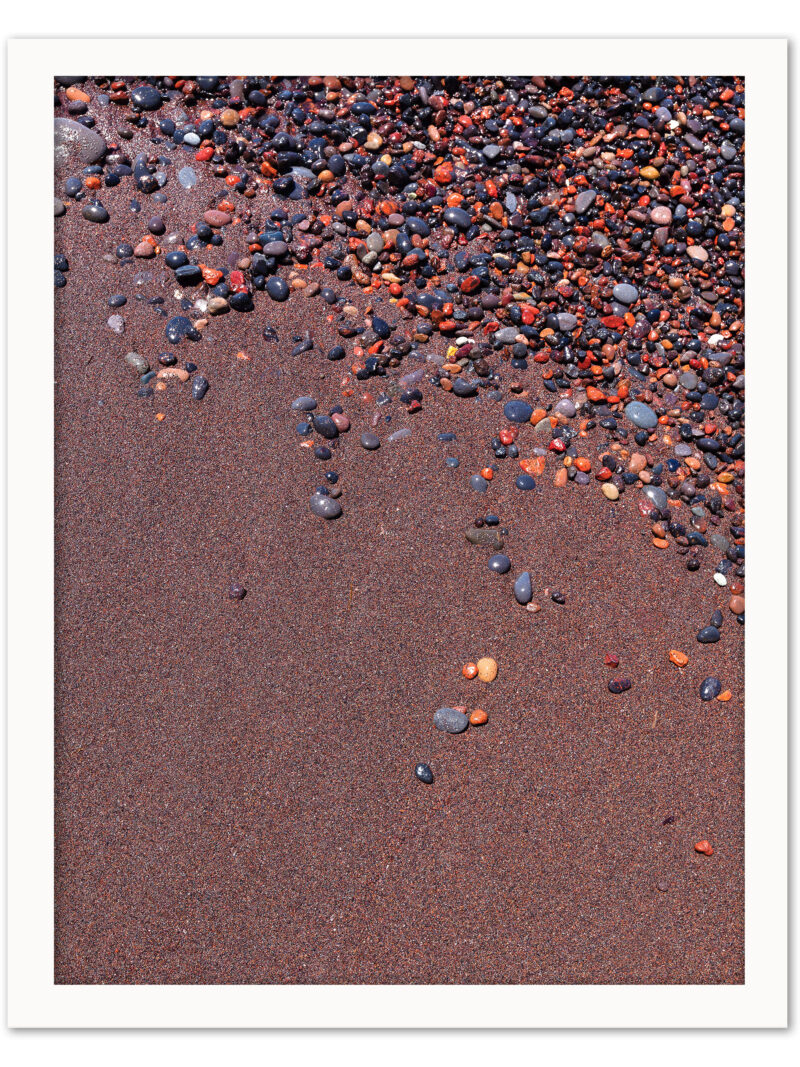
[624,401,658,430]
[228,583,246,601]
[81,202,109,223]
[470,474,489,493]
[642,485,668,511]
[465,526,504,550]
[697,626,721,644]
[513,571,532,604]
[130,84,162,110]
[192,376,209,400]
[309,492,342,519]
[504,400,533,423]
[612,283,639,305]
[433,707,469,733]
[124,352,149,375]
[414,762,434,784]
[266,277,290,301]
[360,433,380,450]
[488,554,511,574]
[54,117,107,176]
[476,657,498,682]
[700,677,723,701]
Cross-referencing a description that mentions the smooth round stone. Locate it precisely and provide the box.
[713,573,728,587]
[445,457,460,468]
[700,676,722,701]
[414,762,434,784]
[331,413,350,432]
[291,396,317,412]
[557,313,578,331]
[54,117,107,177]
[465,526,503,550]
[574,189,596,215]
[554,398,576,418]
[488,553,511,574]
[674,443,693,458]
[515,474,536,491]
[165,315,200,343]
[124,352,149,375]
[602,483,620,501]
[470,474,489,492]
[54,197,66,217]
[612,283,639,305]
[504,399,533,423]
[642,485,668,511]
[81,202,109,223]
[228,582,246,601]
[192,376,209,400]
[625,400,658,430]
[433,707,468,734]
[679,371,699,390]
[476,657,498,682]
[360,432,380,450]
[203,209,231,228]
[130,84,162,110]
[442,206,472,229]
[266,277,290,301]
[514,571,532,604]
[697,625,721,644]
[650,205,673,225]
[310,492,342,519]
[312,414,339,439]
[263,240,289,257]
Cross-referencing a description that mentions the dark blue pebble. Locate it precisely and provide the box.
[700,677,722,701]
[191,376,209,400]
[312,414,339,439]
[515,474,536,491]
[414,763,434,785]
[697,626,721,644]
[266,277,290,301]
[504,400,533,423]
[488,553,511,574]
[165,316,200,344]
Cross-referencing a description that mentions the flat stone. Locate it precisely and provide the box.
[465,526,504,549]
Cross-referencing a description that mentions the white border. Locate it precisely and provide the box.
[6,37,787,1029]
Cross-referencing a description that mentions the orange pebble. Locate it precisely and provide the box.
[155,413,165,422]
[480,467,494,480]
[695,840,714,856]
[469,709,488,726]
[669,650,688,667]
[717,690,732,702]
[652,537,669,549]
[574,457,591,472]
[462,662,478,679]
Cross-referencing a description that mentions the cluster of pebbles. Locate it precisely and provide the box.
[54,74,743,842]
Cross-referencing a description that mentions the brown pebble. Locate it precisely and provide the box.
[476,657,498,682]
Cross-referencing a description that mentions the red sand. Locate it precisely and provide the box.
[54,91,743,987]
